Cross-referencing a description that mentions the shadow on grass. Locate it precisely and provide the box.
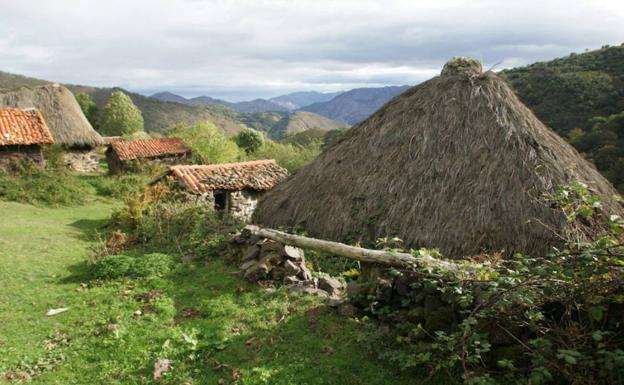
[69,218,110,242]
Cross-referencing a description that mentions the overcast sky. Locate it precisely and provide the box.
[1,0,622,101]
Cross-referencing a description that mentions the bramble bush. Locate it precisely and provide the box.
[364,182,624,385]
[90,252,174,279]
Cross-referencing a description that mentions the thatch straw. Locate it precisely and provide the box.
[254,57,623,258]
[0,84,103,147]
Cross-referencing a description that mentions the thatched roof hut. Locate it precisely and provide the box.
[254,57,623,258]
[0,84,103,148]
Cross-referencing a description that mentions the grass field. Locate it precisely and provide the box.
[0,200,420,384]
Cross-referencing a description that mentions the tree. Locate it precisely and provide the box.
[75,92,99,129]
[101,91,144,136]
[234,128,264,154]
[168,122,242,164]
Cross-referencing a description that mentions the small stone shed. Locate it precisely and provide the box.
[0,108,54,170]
[167,160,288,221]
[106,137,191,174]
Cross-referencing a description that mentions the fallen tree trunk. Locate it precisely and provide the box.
[243,225,478,274]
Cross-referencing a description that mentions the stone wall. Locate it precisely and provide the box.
[228,190,263,222]
[64,149,101,173]
[0,145,45,171]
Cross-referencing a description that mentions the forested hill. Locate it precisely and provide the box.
[501,44,624,135]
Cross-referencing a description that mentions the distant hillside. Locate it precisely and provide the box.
[301,85,410,125]
[0,71,244,135]
[150,92,288,113]
[269,91,343,110]
[501,44,624,135]
[275,111,348,137]
[237,110,346,139]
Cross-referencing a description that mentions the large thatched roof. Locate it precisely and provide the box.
[254,57,623,258]
[0,84,103,147]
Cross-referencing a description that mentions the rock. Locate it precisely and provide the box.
[241,245,260,261]
[346,282,362,299]
[327,296,346,307]
[258,252,282,268]
[244,263,269,282]
[424,307,455,332]
[260,240,284,254]
[282,245,304,261]
[305,305,328,324]
[318,277,343,297]
[298,268,313,281]
[283,259,301,276]
[239,259,257,271]
[289,285,329,298]
[424,295,444,314]
[269,266,286,281]
[283,275,301,285]
[153,358,172,381]
[376,279,393,302]
[337,303,358,318]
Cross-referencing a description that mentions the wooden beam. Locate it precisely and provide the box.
[243,225,478,275]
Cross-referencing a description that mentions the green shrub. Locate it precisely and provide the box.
[90,252,174,279]
[249,140,321,173]
[82,173,154,200]
[0,161,92,206]
[134,201,242,259]
[167,122,243,164]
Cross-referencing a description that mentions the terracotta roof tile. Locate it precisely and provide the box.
[170,160,288,193]
[111,137,191,161]
[0,108,54,146]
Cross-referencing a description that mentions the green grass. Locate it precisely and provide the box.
[0,199,419,384]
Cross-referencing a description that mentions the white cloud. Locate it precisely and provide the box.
[0,0,622,100]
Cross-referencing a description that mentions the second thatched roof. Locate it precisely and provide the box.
[254,57,623,258]
[0,84,103,147]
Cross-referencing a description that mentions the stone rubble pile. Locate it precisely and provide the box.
[229,231,350,308]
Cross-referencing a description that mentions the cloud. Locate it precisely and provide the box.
[0,0,622,100]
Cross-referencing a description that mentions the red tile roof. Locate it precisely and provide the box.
[170,160,288,193]
[110,137,191,161]
[0,108,54,146]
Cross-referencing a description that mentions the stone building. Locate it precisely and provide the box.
[165,160,288,221]
[106,137,192,174]
[0,84,105,173]
[0,108,55,170]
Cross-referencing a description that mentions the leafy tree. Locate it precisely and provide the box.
[75,92,99,129]
[167,122,242,164]
[101,91,144,136]
[234,128,265,154]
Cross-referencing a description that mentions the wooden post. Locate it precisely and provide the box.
[243,225,479,275]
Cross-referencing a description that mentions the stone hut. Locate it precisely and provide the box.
[167,160,288,221]
[106,137,191,174]
[0,108,54,170]
[0,84,105,173]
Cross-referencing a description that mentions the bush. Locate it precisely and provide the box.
[167,122,243,164]
[90,252,174,279]
[249,140,321,173]
[83,173,157,200]
[101,91,145,136]
[0,161,92,206]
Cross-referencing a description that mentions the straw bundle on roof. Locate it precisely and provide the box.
[254,57,623,258]
[0,84,103,147]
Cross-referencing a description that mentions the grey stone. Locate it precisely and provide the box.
[289,286,329,298]
[282,245,304,261]
[327,296,346,307]
[244,263,269,282]
[260,240,284,254]
[283,259,301,276]
[424,295,444,314]
[283,275,301,285]
[242,245,260,261]
[269,266,286,281]
[337,303,358,318]
[346,282,362,299]
[319,277,344,297]
[239,259,257,271]
[298,268,313,281]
